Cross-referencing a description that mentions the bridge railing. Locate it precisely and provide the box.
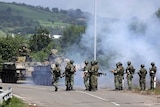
[0,87,12,104]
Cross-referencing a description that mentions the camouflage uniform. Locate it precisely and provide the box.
[117,62,124,90]
[83,61,90,90]
[112,63,119,90]
[64,62,71,90]
[52,63,61,91]
[149,62,157,90]
[138,64,147,90]
[88,61,96,91]
[69,60,76,90]
[126,61,135,90]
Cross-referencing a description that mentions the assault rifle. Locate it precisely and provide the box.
[98,72,107,77]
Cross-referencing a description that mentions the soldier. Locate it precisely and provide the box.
[117,62,124,90]
[52,63,61,91]
[69,60,76,90]
[138,64,147,90]
[126,61,135,90]
[64,62,71,91]
[83,61,90,90]
[17,46,30,62]
[111,63,119,90]
[88,61,96,91]
[149,62,157,90]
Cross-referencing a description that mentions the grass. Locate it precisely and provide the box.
[0,96,27,107]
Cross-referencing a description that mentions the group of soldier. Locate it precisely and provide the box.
[51,59,157,92]
[51,60,76,91]
[112,61,157,91]
[51,60,99,92]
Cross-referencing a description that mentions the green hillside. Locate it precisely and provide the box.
[0,2,88,36]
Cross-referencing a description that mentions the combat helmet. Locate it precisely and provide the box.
[118,62,122,66]
[141,64,145,68]
[91,61,94,65]
[94,60,98,64]
[127,61,131,65]
[70,60,74,64]
[151,62,155,66]
[84,61,88,64]
[55,62,59,66]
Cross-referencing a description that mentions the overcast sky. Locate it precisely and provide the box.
[1,0,160,19]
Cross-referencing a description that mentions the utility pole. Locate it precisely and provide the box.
[94,0,97,60]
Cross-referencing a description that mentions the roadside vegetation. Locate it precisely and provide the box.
[0,96,27,107]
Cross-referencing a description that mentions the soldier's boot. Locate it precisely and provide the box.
[70,86,75,91]
[55,87,58,92]
[66,86,69,91]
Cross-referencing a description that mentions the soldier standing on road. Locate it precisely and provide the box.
[126,61,135,90]
[149,62,157,90]
[88,61,95,91]
[138,64,147,90]
[111,63,119,90]
[117,62,124,90]
[83,61,90,90]
[69,60,76,90]
[64,61,71,91]
[52,63,61,91]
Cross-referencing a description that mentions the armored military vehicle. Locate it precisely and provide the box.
[0,62,27,83]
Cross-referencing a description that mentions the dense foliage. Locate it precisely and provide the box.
[60,25,86,48]
[0,35,27,61]
[29,27,52,52]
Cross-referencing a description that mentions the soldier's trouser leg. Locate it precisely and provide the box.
[84,76,89,90]
[89,76,92,91]
[52,78,58,91]
[70,74,74,90]
[91,75,96,91]
[127,74,132,89]
[143,78,146,90]
[127,79,132,89]
[150,76,154,89]
[118,75,122,90]
[114,75,119,89]
[139,79,142,90]
[95,76,98,90]
[141,78,146,90]
[65,77,70,90]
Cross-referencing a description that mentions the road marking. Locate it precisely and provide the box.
[76,91,120,106]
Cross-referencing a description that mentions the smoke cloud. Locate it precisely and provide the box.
[65,0,160,88]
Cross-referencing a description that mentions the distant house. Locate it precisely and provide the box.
[49,34,62,39]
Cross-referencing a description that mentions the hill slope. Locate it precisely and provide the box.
[0,2,89,36]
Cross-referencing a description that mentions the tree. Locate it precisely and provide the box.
[29,27,52,52]
[52,8,59,13]
[60,25,85,49]
[0,35,27,61]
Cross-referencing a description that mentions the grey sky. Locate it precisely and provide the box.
[1,0,160,19]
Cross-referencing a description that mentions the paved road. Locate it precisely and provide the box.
[0,80,160,107]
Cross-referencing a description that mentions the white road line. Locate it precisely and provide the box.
[76,91,120,106]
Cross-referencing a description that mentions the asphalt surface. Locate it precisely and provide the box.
[0,80,160,107]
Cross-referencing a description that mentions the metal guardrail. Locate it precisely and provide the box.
[0,87,12,103]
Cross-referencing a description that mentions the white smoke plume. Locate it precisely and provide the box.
[64,0,160,88]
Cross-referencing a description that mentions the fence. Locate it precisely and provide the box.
[0,87,12,103]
